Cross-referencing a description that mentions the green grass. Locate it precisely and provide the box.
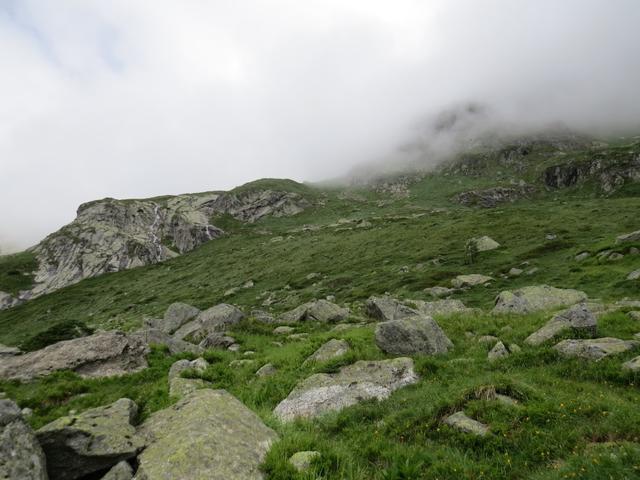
[1,140,639,478]
[0,250,37,295]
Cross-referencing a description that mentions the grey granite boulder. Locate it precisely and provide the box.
[256,363,277,377]
[135,389,278,480]
[0,399,48,480]
[159,302,200,334]
[488,341,510,361]
[279,300,349,323]
[525,303,597,346]
[173,304,245,342]
[443,411,489,436]
[303,339,350,365]
[198,332,237,350]
[616,229,640,243]
[274,358,418,421]
[133,328,202,355]
[101,461,133,480]
[493,285,587,314]
[289,451,321,472]
[37,398,143,480]
[554,337,639,361]
[365,295,416,321]
[411,299,471,317]
[0,331,149,381]
[375,313,453,355]
[451,274,493,289]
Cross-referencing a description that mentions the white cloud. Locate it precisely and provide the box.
[1,0,639,250]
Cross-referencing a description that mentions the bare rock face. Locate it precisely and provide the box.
[21,183,310,300]
[135,389,278,480]
[0,331,149,381]
[274,358,418,422]
[0,399,48,480]
[37,398,143,480]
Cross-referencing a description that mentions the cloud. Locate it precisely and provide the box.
[1,0,639,250]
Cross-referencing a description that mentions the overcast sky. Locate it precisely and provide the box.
[1,1,639,251]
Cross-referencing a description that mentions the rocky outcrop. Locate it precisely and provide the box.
[456,186,535,208]
[493,285,587,314]
[375,313,453,355]
[554,338,639,361]
[274,358,418,421]
[525,304,597,346]
[37,398,143,480]
[0,331,149,381]
[173,304,245,342]
[135,389,278,480]
[21,183,310,300]
[0,399,48,480]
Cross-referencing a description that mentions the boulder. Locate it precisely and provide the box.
[251,310,276,323]
[508,267,523,277]
[0,343,21,357]
[135,389,278,480]
[477,335,499,345]
[451,274,493,288]
[628,269,640,281]
[525,303,597,346]
[0,291,19,311]
[173,304,245,342]
[289,451,321,472]
[424,286,456,298]
[279,300,349,323]
[303,339,350,365]
[493,285,587,314]
[411,299,471,317]
[469,236,500,252]
[488,341,509,361]
[616,229,640,243]
[133,328,202,355]
[168,358,209,398]
[443,412,489,436]
[575,252,590,261]
[622,356,640,372]
[365,295,415,321]
[101,461,133,480]
[0,399,48,480]
[375,313,453,355]
[159,302,200,334]
[554,338,639,361]
[629,311,640,321]
[255,363,277,377]
[274,358,419,421]
[273,326,295,335]
[0,331,149,381]
[37,398,143,480]
[198,333,237,350]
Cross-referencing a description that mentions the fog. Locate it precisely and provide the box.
[1,1,639,251]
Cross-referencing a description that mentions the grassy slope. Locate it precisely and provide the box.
[1,147,640,479]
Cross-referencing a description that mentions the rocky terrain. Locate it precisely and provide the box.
[1,133,640,479]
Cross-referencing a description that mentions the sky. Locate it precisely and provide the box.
[1,0,639,251]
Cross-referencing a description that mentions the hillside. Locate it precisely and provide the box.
[1,135,640,479]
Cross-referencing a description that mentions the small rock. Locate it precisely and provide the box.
[424,286,456,298]
[198,333,237,350]
[575,252,590,261]
[443,411,489,436]
[468,236,501,252]
[274,326,295,335]
[508,267,523,277]
[477,335,499,345]
[365,295,416,321]
[228,343,241,352]
[256,363,277,377]
[288,333,309,341]
[243,351,255,357]
[628,311,640,321]
[451,274,493,289]
[251,310,276,323]
[229,359,255,368]
[616,229,640,243]
[622,356,640,372]
[173,303,245,342]
[628,269,640,281]
[289,451,321,472]
[488,341,509,362]
[100,460,133,480]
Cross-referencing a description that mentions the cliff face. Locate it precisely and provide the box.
[22,186,310,300]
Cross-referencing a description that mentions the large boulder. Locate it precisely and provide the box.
[279,300,349,323]
[157,302,200,334]
[37,398,143,480]
[173,304,245,342]
[133,328,202,355]
[554,338,639,361]
[493,285,587,314]
[101,461,133,480]
[411,299,471,317]
[0,399,48,480]
[274,358,419,421]
[525,303,597,346]
[365,295,416,321]
[303,339,350,365]
[0,331,149,381]
[375,313,453,355]
[451,274,493,289]
[468,236,500,252]
[135,389,278,480]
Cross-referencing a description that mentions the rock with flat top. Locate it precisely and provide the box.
[554,337,639,361]
[622,355,640,372]
[303,339,350,365]
[274,358,418,421]
[493,285,587,314]
[256,363,277,377]
[279,300,349,323]
[443,411,489,436]
[451,274,493,288]
[135,389,278,480]
[411,299,471,317]
[0,331,149,381]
